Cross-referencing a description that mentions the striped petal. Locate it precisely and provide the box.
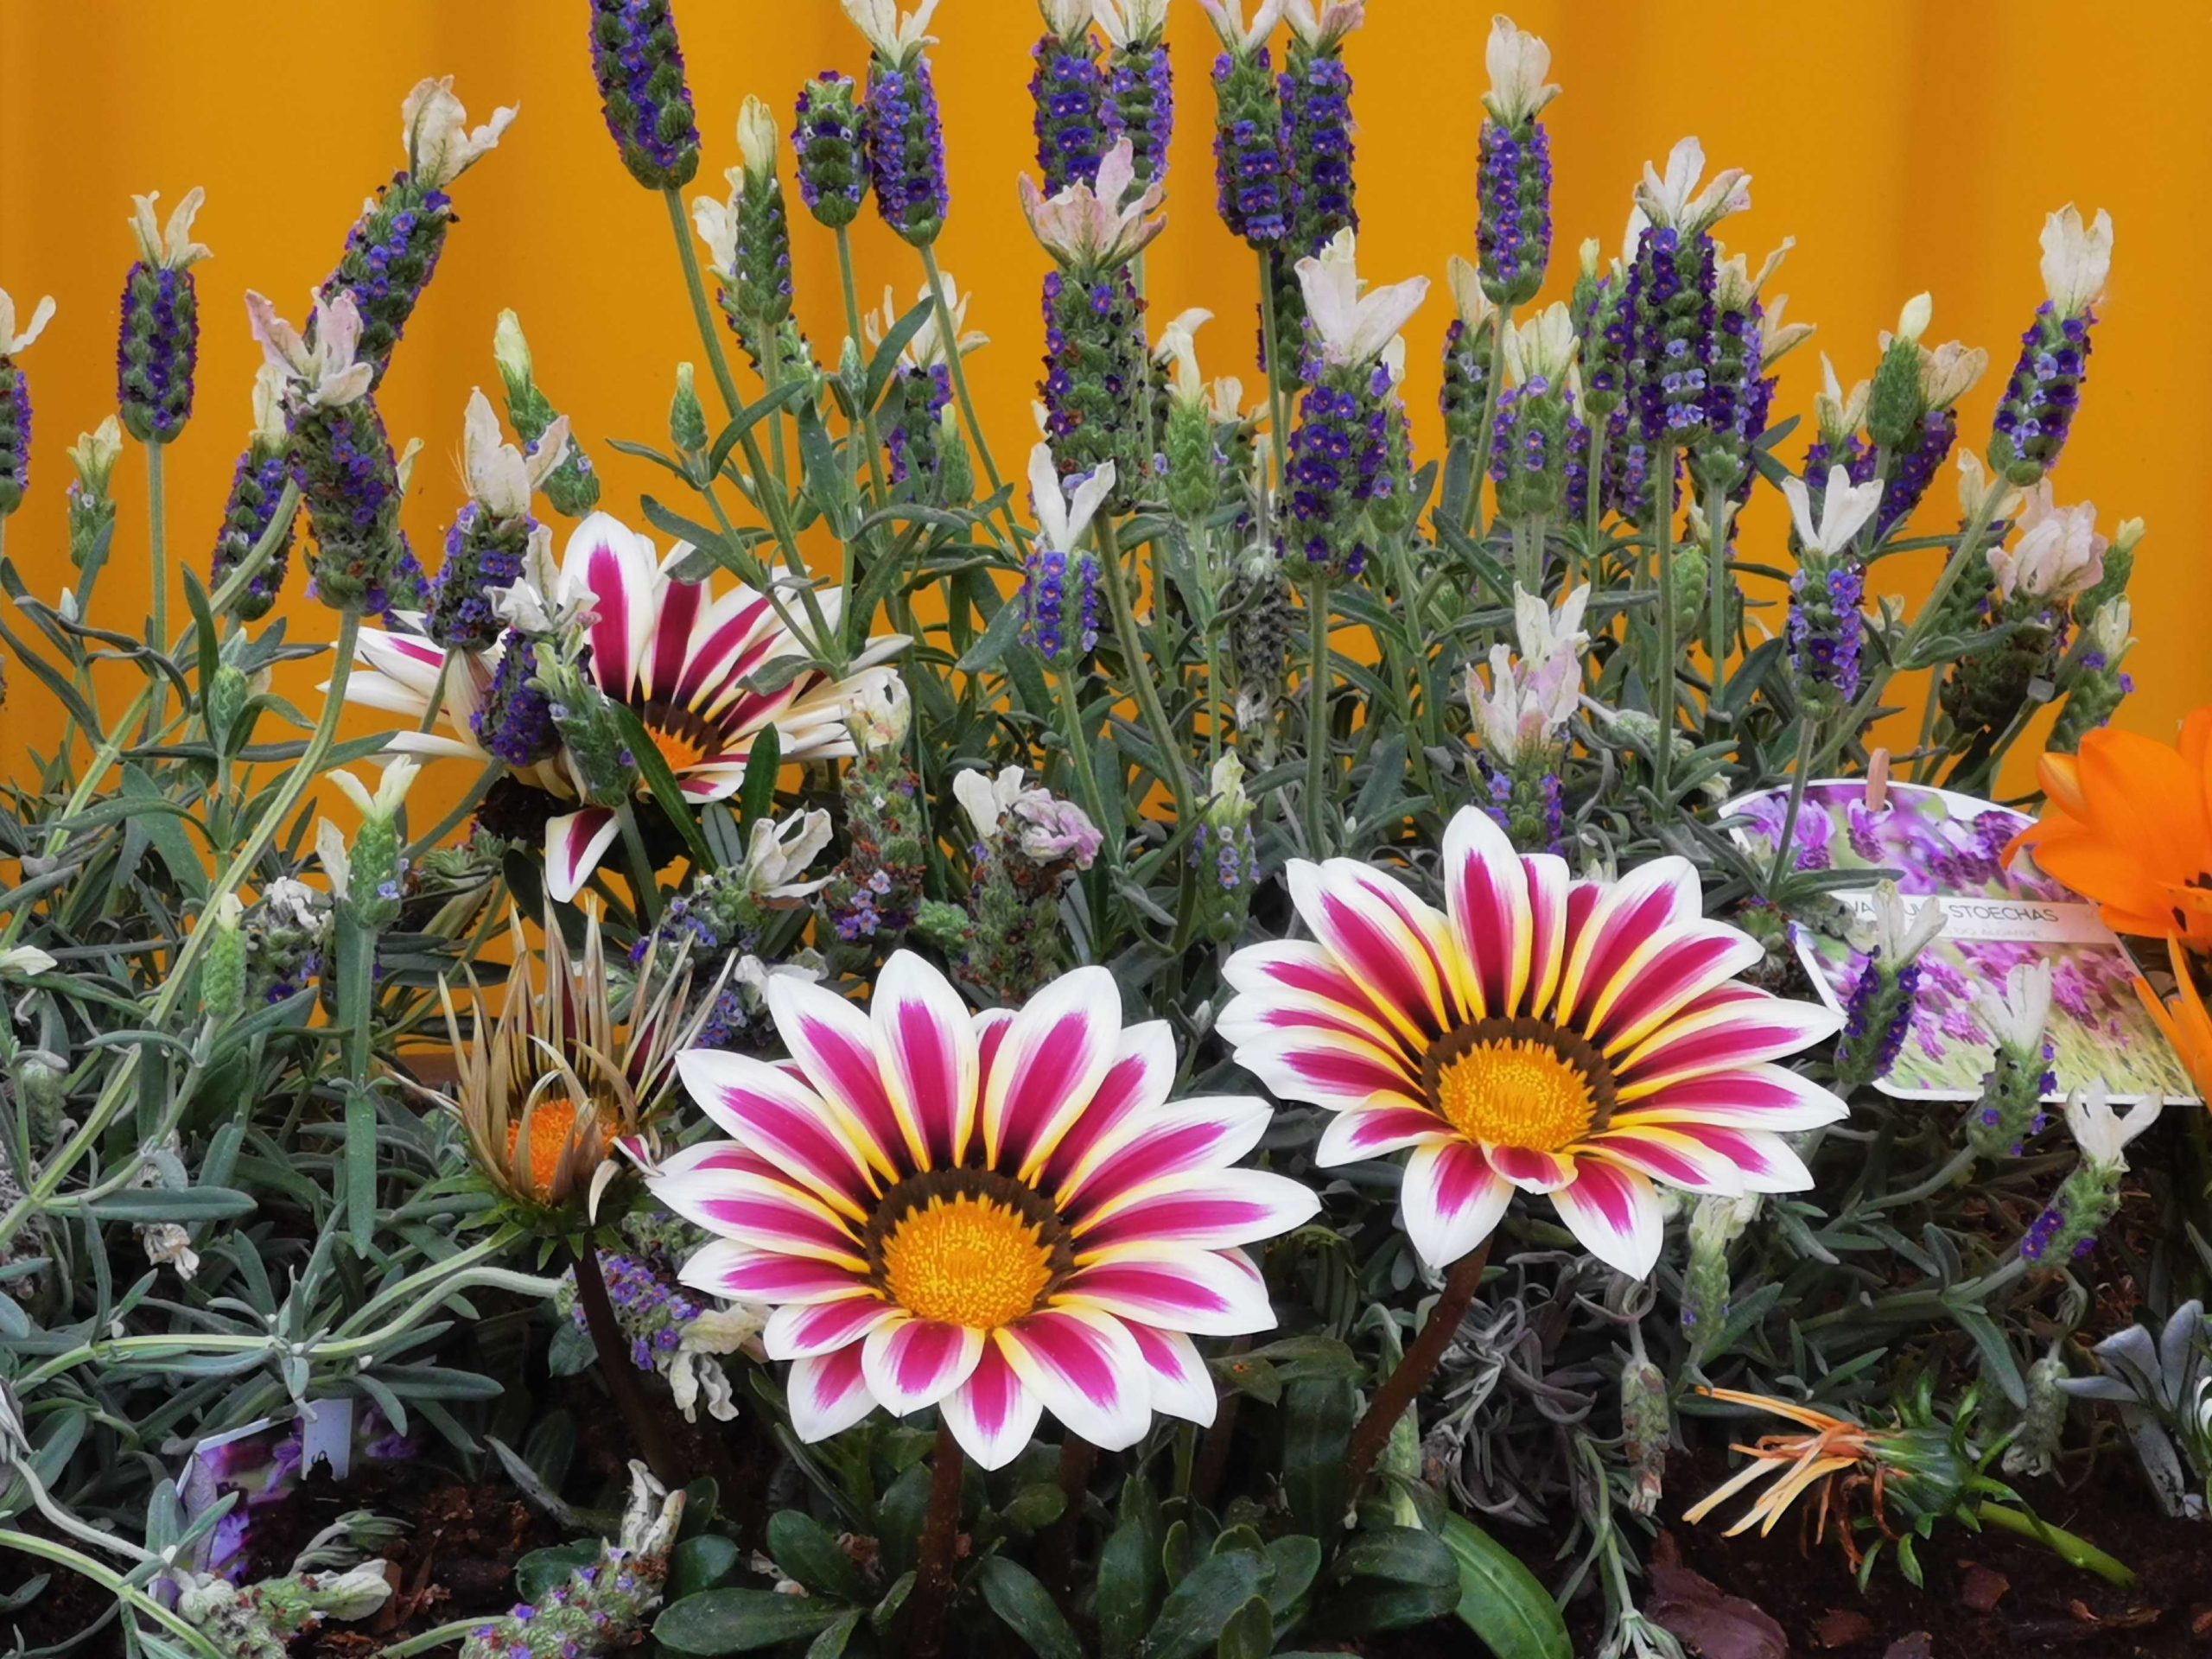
[1217,1003,1424,1115]
[983,964,1122,1178]
[995,1307,1152,1452]
[1220,940,1413,1058]
[1398,1141,1513,1271]
[545,809,621,905]
[648,1142,868,1269]
[1314,1103,1454,1166]
[763,1294,899,1360]
[1581,1124,1750,1196]
[1125,1322,1218,1427]
[562,512,660,699]
[861,1317,987,1417]
[941,1340,1043,1470]
[1614,988,1842,1098]
[1553,855,1705,1027]
[786,1344,879,1442]
[1073,1167,1320,1257]
[679,1240,876,1306]
[1287,859,1458,1046]
[1441,806,1535,1020]
[1042,1020,1178,1198]
[675,1049,879,1218]
[1484,1144,1578,1192]
[1059,1246,1274,1337]
[767,973,912,1177]
[1651,1122,1815,1192]
[1063,1096,1274,1220]
[1617,1063,1848,1130]
[1582,923,1768,1058]
[1548,1156,1666,1278]
[870,950,980,1169]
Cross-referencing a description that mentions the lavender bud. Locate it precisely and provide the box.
[588,0,702,190]
[1203,4,1288,248]
[2002,1352,2068,1478]
[118,189,210,443]
[1032,3,1109,192]
[1988,207,2111,486]
[493,312,601,518]
[1620,1353,1669,1516]
[473,630,561,767]
[430,505,535,652]
[792,73,868,229]
[67,417,124,570]
[856,16,950,250]
[1097,0,1173,187]
[0,286,51,517]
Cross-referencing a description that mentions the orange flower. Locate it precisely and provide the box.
[2138,937,2212,1103]
[2008,709,2212,950]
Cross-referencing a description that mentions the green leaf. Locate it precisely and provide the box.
[1216,1594,1274,1659]
[738,724,782,832]
[86,1188,257,1223]
[1143,1551,1268,1659]
[515,1539,602,1604]
[1097,1516,1157,1659]
[1263,1535,1323,1615]
[710,378,812,479]
[865,298,937,407]
[1948,1299,2029,1408]
[802,1609,862,1659]
[766,1509,867,1602]
[977,1555,1082,1659]
[1323,1527,1462,1637]
[955,590,1025,673]
[652,1587,846,1654]
[1281,1376,1357,1536]
[1440,1513,1571,1659]
[671,1535,743,1599]
[606,702,714,867]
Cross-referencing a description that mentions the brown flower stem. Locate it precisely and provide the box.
[1342,1239,1492,1502]
[906,1420,966,1659]
[1191,1334,1253,1508]
[569,1238,679,1486]
[1038,1436,1096,1603]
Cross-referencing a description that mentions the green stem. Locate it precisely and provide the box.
[616,800,663,928]
[1459,305,1511,539]
[1577,406,1608,590]
[1053,669,1113,867]
[1652,450,1678,794]
[1973,1501,2136,1587]
[0,611,362,1256]
[1766,714,1819,893]
[1094,515,1196,827]
[0,1532,226,1659]
[1256,251,1292,499]
[1304,585,1332,857]
[145,439,168,739]
[1704,482,1731,729]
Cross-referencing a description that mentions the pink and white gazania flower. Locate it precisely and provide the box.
[1295,229,1429,372]
[1218,808,1847,1277]
[1020,138,1166,275]
[1635,137,1751,237]
[648,950,1319,1467]
[342,512,905,902]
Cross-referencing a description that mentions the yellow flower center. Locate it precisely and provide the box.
[1425,1019,1612,1153]
[871,1173,1066,1330]
[640,701,725,776]
[505,1096,582,1198]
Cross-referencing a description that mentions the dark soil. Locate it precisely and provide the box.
[1637,1446,2212,1657]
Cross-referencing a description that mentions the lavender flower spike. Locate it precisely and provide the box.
[0,287,56,517]
[1096,0,1173,187]
[1021,442,1113,664]
[693,99,795,365]
[1031,0,1109,193]
[1783,462,1884,711]
[1199,0,1290,247]
[430,391,570,652]
[588,0,701,189]
[1477,14,1558,307]
[1988,204,2112,485]
[792,73,868,229]
[118,188,211,444]
[208,364,297,620]
[845,0,950,246]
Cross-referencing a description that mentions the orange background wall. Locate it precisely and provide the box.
[3,0,2208,797]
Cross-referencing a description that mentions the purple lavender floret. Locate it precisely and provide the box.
[0,365,23,515]
[474,629,559,766]
[1033,34,1109,192]
[118,263,199,442]
[1989,301,2094,484]
[863,56,950,247]
[210,448,296,620]
[320,175,453,386]
[1022,543,1101,664]
[793,73,868,228]
[1283,372,1389,580]
[1211,48,1287,246]
[1280,48,1355,255]
[1625,224,1719,448]
[588,0,702,189]
[429,502,532,652]
[1477,118,1551,306]
[1874,406,1959,538]
[1103,42,1173,185]
[1789,556,1866,707]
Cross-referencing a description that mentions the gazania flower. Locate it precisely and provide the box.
[2007,709,2212,950]
[344,512,906,903]
[432,905,713,1220]
[1218,806,1845,1276]
[647,950,1318,1467]
[2139,938,2212,1101]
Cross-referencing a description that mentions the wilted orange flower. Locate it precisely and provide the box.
[2138,937,2212,1103]
[2008,711,2212,950]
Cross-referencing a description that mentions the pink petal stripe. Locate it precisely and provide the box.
[1613,990,1841,1096]
[861,1318,986,1416]
[1314,1103,1453,1166]
[870,950,979,1169]
[942,1340,1043,1470]
[1554,856,1703,1027]
[768,976,913,1176]
[1221,942,1411,1057]
[1484,1143,1578,1192]
[1441,807,1534,1020]
[1582,1124,1748,1194]
[973,1007,1017,1105]
[1222,1018,1423,1114]
[1614,1063,1847,1129]
[1062,1096,1272,1219]
[787,1344,878,1441]
[1288,861,1454,1046]
[1042,1020,1177,1197]
[764,1294,899,1360]
[573,518,648,696]
[1071,1168,1319,1255]
[1330,855,1468,1025]
[996,1308,1150,1451]
[1659,1122,1815,1192]
[1584,925,1766,1056]
[1548,1156,1665,1279]
[652,1163,868,1267]
[544,809,621,905]
[677,593,773,705]
[679,1239,878,1306]
[1123,1321,1218,1427]
[675,1050,879,1217]
[984,966,1120,1178]
[1520,853,1571,1020]
[647,575,705,703]
[1059,1246,1274,1337]
[1398,1140,1513,1272]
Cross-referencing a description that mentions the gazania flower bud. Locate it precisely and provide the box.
[791,73,868,229]
[0,287,55,518]
[1988,206,2111,485]
[118,188,211,444]
[1031,0,1108,192]
[493,311,600,518]
[1200,0,1290,247]
[588,0,702,189]
[1096,0,1173,186]
[847,0,951,247]
[1477,15,1559,306]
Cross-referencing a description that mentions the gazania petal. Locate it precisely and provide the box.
[1314,1102,1453,1166]
[1059,1245,1275,1337]
[1398,1141,1512,1271]
[1660,1122,1815,1192]
[941,1340,1044,1470]
[1584,1124,1750,1195]
[1042,1020,1178,1194]
[995,1308,1151,1451]
[786,1344,879,1441]
[678,1240,877,1306]
[1441,806,1534,1019]
[1220,940,1412,1057]
[870,950,980,1169]
[861,1317,986,1417]
[768,974,912,1176]
[675,1050,879,1217]
[1484,1143,1577,1192]
[1548,1157,1666,1278]
[1585,924,1767,1057]
[1554,855,1704,1026]
[563,512,659,698]
[1063,1096,1273,1217]
[1287,859,1457,1046]
[1217,1005,1424,1113]
[1618,1063,1848,1129]
[763,1294,899,1361]
[984,964,1122,1178]
[544,809,622,906]
[649,1146,868,1268]
[1615,988,1842,1095]
[1073,1167,1320,1256]
[1124,1322,1218,1427]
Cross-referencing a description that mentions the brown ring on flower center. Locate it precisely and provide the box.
[639,699,726,773]
[1421,1017,1618,1153]
[864,1169,1074,1330]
